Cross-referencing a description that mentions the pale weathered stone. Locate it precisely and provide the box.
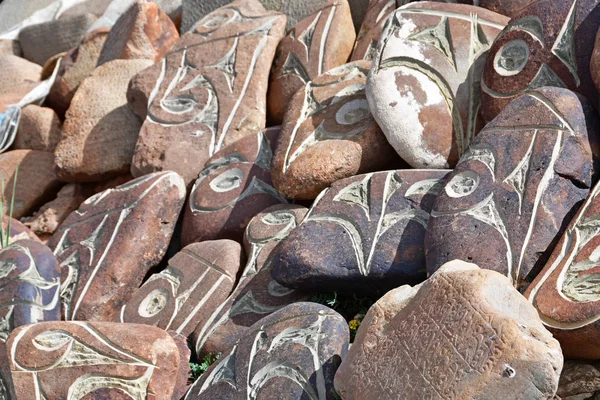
[12,104,61,152]
[0,54,41,113]
[557,360,600,400]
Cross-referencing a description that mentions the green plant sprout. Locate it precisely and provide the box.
[189,352,221,382]
[0,166,19,249]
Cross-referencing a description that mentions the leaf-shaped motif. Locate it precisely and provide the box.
[195,346,238,396]
[67,365,154,400]
[333,174,372,218]
[551,0,579,86]
[404,179,444,198]
[268,319,323,354]
[408,16,456,71]
[229,290,281,318]
[248,361,319,400]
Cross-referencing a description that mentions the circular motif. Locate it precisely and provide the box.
[138,289,168,318]
[494,40,529,76]
[209,168,244,193]
[445,171,480,198]
[335,99,371,126]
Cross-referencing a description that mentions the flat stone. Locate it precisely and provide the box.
[7,321,183,399]
[131,0,286,185]
[97,0,179,66]
[481,0,600,123]
[350,0,395,61]
[1,216,41,244]
[425,87,600,289]
[557,360,600,399]
[12,104,61,152]
[267,0,355,124]
[47,171,186,322]
[334,260,564,400]
[181,127,286,246]
[54,59,153,182]
[0,54,41,113]
[193,204,308,358]
[271,169,451,293]
[185,302,348,400]
[367,2,508,168]
[120,240,243,337]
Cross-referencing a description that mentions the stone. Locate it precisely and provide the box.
[367,2,508,169]
[131,0,286,185]
[169,331,192,399]
[58,0,112,20]
[96,0,179,66]
[481,0,600,124]
[592,28,600,96]
[181,127,286,246]
[334,260,564,400]
[18,13,97,66]
[126,57,161,120]
[7,321,183,399]
[1,216,41,244]
[119,240,244,337]
[350,0,395,61]
[271,60,398,200]
[472,0,538,18]
[54,59,153,182]
[47,171,186,322]
[0,150,62,220]
[271,169,451,293]
[0,0,56,34]
[12,104,61,152]
[557,360,600,399]
[193,204,308,357]
[45,27,109,117]
[0,54,41,113]
[185,302,348,400]
[267,0,355,124]
[425,87,600,289]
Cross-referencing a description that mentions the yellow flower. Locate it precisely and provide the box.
[349,319,360,331]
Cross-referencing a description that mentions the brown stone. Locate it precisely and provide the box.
[47,171,186,322]
[0,149,61,219]
[472,0,538,18]
[7,321,183,399]
[120,240,243,337]
[481,0,600,124]
[334,261,564,400]
[1,215,41,244]
[267,0,355,124]
[181,127,286,246]
[0,54,40,113]
[96,1,179,66]
[130,0,286,185]
[557,360,600,399]
[367,2,508,168]
[126,61,161,120]
[425,87,600,289]
[54,59,153,182]
[591,28,600,96]
[350,0,395,61]
[169,331,192,400]
[193,204,308,357]
[12,104,61,152]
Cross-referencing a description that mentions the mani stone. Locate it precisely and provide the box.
[0,54,41,113]
[7,321,183,399]
[267,0,355,124]
[54,59,153,182]
[474,0,538,18]
[185,302,348,400]
[334,260,564,400]
[131,0,286,185]
[481,0,600,124]
[271,60,398,200]
[367,2,508,169]
[350,0,395,61]
[0,150,62,220]
[169,331,192,400]
[119,240,244,337]
[96,0,179,66]
[557,360,600,399]
[46,28,110,117]
[47,171,186,322]
[193,204,308,358]
[270,169,451,293]
[425,87,600,290]
[525,180,600,359]
[1,216,41,244]
[181,127,286,246]
[12,104,61,152]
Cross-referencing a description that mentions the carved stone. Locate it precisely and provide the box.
[426,87,600,289]
[7,321,184,399]
[181,127,286,246]
[120,240,243,337]
[334,260,564,400]
[54,59,153,182]
[350,0,395,61]
[472,0,538,18]
[47,171,186,322]
[271,169,451,293]
[271,61,398,200]
[130,0,286,185]
[186,302,348,400]
[169,331,192,399]
[367,2,508,168]
[557,360,600,399]
[1,216,41,245]
[481,0,600,123]
[267,0,355,124]
[12,104,61,152]
[0,54,41,113]
[193,204,308,357]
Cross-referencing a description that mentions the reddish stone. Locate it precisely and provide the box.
[12,104,61,152]
[1,216,41,244]
[350,0,395,61]
[169,331,192,400]
[0,55,40,113]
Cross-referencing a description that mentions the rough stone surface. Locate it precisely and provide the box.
[425,87,600,289]
[7,321,183,399]
[131,0,286,185]
[592,28,600,97]
[169,331,192,400]
[1,216,41,244]
[120,240,243,337]
[54,59,153,182]
[12,104,61,152]
[271,169,450,293]
[557,361,600,399]
[47,171,186,322]
[126,61,160,120]
[181,127,286,246]
[267,0,355,124]
[350,0,395,61]
[186,302,348,400]
[334,260,564,400]
[0,54,41,113]
[481,0,600,123]
[472,0,538,18]
[367,2,508,168]
[193,204,308,357]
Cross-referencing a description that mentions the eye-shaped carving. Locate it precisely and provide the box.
[446,171,480,198]
[209,168,245,193]
[494,39,529,76]
[138,289,169,318]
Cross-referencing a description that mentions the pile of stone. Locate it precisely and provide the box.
[1,0,600,398]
